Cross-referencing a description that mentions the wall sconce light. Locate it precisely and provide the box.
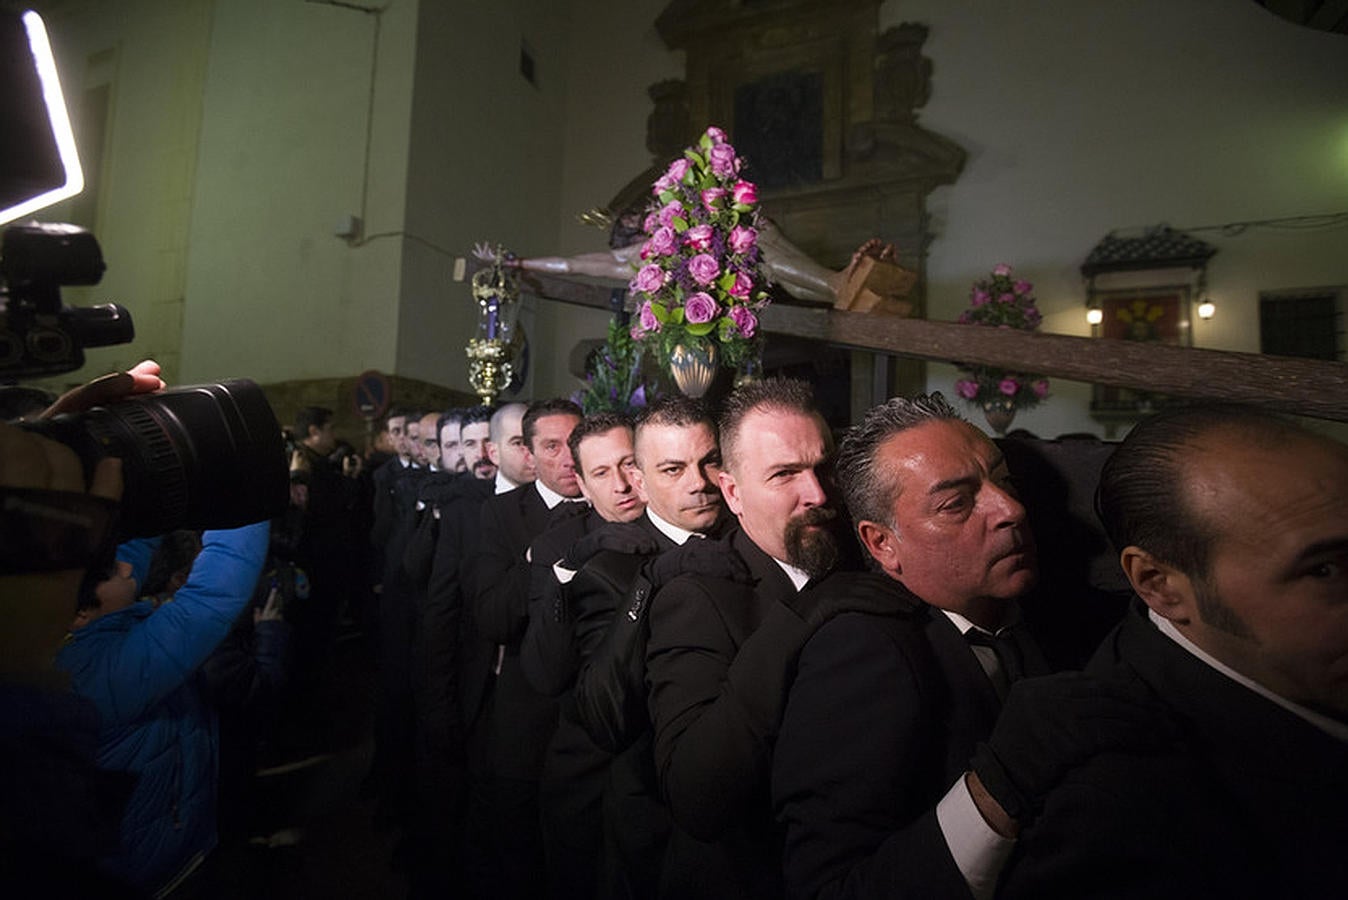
[1197,300,1216,320]
[1086,304,1104,326]
[466,243,523,404]
[1195,267,1215,320]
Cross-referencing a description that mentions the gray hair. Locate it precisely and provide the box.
[835,392,964,528]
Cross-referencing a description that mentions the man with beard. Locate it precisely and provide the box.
[459,405,497,481]
[644,378,854,899]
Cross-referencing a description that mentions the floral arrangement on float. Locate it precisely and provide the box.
[573,317,659,415]
[627,126,770,397]
[953,263,1050,434]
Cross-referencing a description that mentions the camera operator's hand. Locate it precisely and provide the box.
[342,454,362,478]
[0,422,123,683]
[42,359,165,418]
[255,587,285,625]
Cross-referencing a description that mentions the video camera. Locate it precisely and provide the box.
[2,10,287,540]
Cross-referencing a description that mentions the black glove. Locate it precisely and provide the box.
[646,535,752,588]
[970,667,1178,825]
[785,570,919,626]
[563,521,660,570]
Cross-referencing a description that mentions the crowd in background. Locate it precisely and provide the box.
[2,369,1345,899]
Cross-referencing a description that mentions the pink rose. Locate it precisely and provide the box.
[666,158,691,184]
[684,292,718,324]
[992,263,1012,277]
[997,293,1015,304]
[645,226,677,257]
[971,289,991,307]
[709,143,739,178]
[642,212,659,234]
[1014,280,1033,295]
[652,173,675,195]
[701,187,727,211]
[731,180,757,206]
[728,272,753,298]
[1031,379,1050,399]
[630,263,666,295]
[729,305,757,338]
[955,379,979,400]
[998,377,1020,396]
[657,201,684,228]
[684,224,714,251]
[704,126,728,145]
[728,225,757,255]
[639,301,662,333]
[630,323,646,341]
[687,253,720,286]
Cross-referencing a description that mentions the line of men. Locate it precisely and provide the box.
[368,379,1346,899]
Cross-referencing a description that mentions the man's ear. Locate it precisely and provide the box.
[857,519,901,578]
[1119,546,1195,624]
[631,466,650,505]
[485,440,500,466]
[306,424,322,442]
[718,469,743,516]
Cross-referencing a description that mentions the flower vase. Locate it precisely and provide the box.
[669,343,719,398]
[982,399,1017,435]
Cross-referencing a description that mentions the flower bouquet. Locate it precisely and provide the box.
[573,317,659,416]
[953,264,1049,432]
[627,126,770,394]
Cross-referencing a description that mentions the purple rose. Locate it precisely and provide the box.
[997,293,1015,304]
[971,289,991,307]
[728,272,753,298]
[629,384,648,408]
[630,263,666,294]
[955,379,979,400]
[687,253,720,285]
[652,173,674,195]
[704,126,728,145]
[684,292,718,324]
[728,225,757,255]
[639,301,662,333]
[709,143,739,178]
[630,322,646,341]
[1031,379,1050,399]
[666,158,691,184]
[657,201,684,228]
[998,377,1020,396]
[1014,280,1033,295]
[645,226,677,257]
[642,212,659,234]
[684,224,714,251]
[701,187,726,210]
[731,179,757,206]
[729,305,757,338]
[992,263,1012,277]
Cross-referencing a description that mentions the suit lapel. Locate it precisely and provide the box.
[925,610,1004,736]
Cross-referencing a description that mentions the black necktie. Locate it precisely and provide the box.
[966,626,1026,688]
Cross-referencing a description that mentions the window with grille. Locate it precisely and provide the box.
[1259,288,1345,361]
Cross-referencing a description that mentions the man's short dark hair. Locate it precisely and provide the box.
[462,405,493,429]
[568,411,632,475]
[294,406,333,438]
[522,398,583,451]
[385,407,409,425]
[1096,404,1307,588]
[835,393,964,529]
[437,408,464,439]
[634,396,717,467]
[718,377,819,473]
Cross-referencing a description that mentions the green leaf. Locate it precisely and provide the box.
[670,307,685,325]
[729,210,740,228]
[684,148,703,165]
[650,303,669,324]
[658,190,675,205]
[672,216,689,231]
[686,320,715,337]
[718,271,737,292]
[698,134,712,152]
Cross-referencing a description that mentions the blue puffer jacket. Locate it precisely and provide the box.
[56,521,269,895]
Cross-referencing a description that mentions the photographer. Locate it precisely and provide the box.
[57,518,270,896]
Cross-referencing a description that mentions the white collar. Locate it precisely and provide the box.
[535,479,584,510]
[941,606,1022,638]
[646,508,701,546]
[1149,609,1348,744]
[772,558,811,592]
[495,470,522,495]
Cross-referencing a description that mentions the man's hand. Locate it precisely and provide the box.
[42,359,165,417]
[785,570,918,626]
[646,536,751,588]
[563,521,659,569]
[969,668,1179,828]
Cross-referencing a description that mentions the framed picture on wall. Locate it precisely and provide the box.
[1090,284,1191,414]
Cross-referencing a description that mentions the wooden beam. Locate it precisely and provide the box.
[513,269,1348,423]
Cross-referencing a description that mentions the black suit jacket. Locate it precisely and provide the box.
[772,583,1051,900]
[997,602,1348,899]
[519,507,604,698]
[646,527,821,899]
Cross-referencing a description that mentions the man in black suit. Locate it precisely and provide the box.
[464,398,583,900]
[995,405,1348,898]
[773,394,1053,900]
[645,378,849,899]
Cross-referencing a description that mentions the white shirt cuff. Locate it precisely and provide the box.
[552,562,577,585]
[935,774,1015,900]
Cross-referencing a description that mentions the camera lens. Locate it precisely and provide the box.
[30,379,288,537]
